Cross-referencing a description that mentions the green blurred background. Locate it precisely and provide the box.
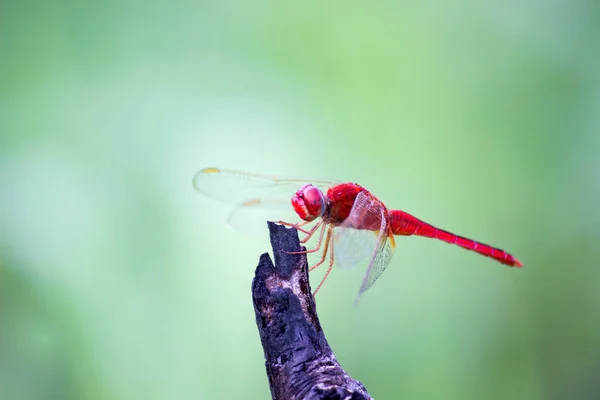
[1,1,599,399]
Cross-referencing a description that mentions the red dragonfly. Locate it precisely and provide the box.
[193,167,522,300]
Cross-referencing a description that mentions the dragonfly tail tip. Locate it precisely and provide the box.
[513,259,523,268]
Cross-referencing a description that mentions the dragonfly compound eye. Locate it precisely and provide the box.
[292,184,326,221]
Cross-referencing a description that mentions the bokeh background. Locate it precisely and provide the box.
[2,1,599,399]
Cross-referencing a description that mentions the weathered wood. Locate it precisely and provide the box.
[252,222,373,400]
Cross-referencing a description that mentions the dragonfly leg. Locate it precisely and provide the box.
[274,220,313,235]
[299,220,324,244]
[285,222,326,255]
[312,229,336,296]
[308,226,333,271]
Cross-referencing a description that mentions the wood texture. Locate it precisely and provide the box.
[252,222,373,400]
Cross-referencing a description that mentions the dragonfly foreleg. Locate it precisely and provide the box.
[274,219,313,235]
[285,222,326,255]
[299,220,324,243]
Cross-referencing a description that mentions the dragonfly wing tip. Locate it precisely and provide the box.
[201,167,220,173]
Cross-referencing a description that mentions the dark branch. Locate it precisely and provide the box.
[252,222,373,400]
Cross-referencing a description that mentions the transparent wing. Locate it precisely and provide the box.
[192,167,339,204]
[355,230,395,302]
[335,191,386,269]
[193,167,339,240]
[226,198,301,239]
[332,191,396,299]
[334,227,380,270]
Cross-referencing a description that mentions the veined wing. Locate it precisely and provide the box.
[193,167,339,204]
[226,197,300,238]
[193,167,338,240]
[334,227,380,271]
[355,229,395,303]
[333,191,396,300]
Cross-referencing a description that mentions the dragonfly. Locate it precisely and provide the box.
[193,167,522,300]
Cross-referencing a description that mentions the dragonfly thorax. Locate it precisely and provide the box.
[292,184,327,222]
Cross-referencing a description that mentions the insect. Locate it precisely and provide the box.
[193,167,522,300]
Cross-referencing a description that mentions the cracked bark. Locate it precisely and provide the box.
[252,222,373,400]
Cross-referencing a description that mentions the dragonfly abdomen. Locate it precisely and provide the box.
[389,210,522,267]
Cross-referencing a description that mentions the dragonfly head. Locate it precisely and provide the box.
[292,184,326,222]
